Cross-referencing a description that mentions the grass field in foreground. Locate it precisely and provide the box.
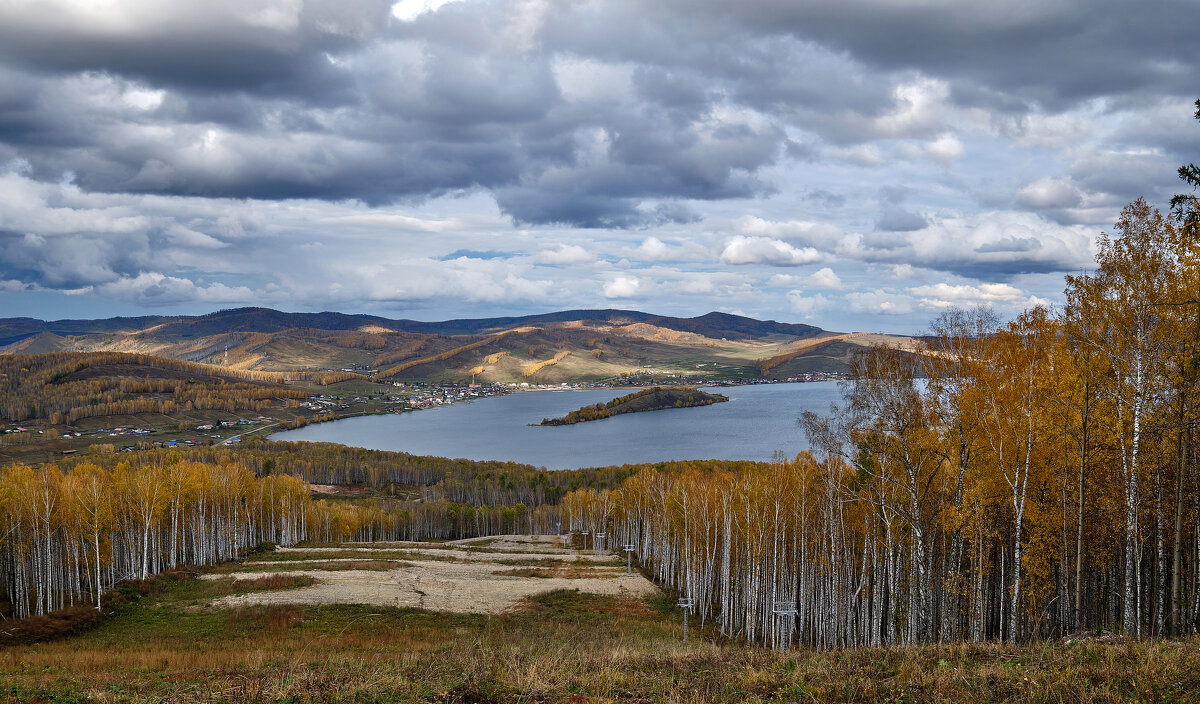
[3,571,1200,703]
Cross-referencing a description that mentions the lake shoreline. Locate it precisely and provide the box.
[260,377,837,442]
[268,381,843,470]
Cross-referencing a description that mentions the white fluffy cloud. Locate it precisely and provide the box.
[94,272,255,305]
[1018,177,1084,210]
[845,290,914,316]
[734,216,844,248]
[805,267,843,289]
[908,282,1048,311]
[719,236,822,266]
[787,291,830,317]
[923,133,965,164]
[391,0,463,22]
[603,275,640,298]
[534,243,594,265]
[836,210,1097,279]
[623,236,707,262]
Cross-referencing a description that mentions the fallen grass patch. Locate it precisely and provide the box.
[217,574,317,595]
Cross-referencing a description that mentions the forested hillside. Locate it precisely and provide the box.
[562,198,1200,647]
[0,352,361,424]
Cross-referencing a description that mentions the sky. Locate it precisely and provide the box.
[0,0,1197,333]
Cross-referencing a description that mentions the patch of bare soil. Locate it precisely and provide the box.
[209,534,657,614]
[308,484,371,496]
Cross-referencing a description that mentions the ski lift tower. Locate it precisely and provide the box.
[677,597,695,643]
[595,531,606,555]
[581,529,590,551]
[772,599,799,651]
[623,543,635,576]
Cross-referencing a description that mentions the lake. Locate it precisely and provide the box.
[271,381,846,469]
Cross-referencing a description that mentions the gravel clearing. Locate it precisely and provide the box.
[209,534,658,614]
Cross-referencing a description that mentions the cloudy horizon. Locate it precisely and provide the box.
[1,0,1197,333]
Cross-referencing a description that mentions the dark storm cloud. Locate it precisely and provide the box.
[0,1,794,225]
[0,0,1195,327]
[975,237,1042,254]
[3,0,1193,229]
[0,0,390,95]
[679,0,1199,111]
[876,207,928,233]
[0,227,149,288]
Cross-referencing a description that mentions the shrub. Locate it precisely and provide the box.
[0,605,102,646]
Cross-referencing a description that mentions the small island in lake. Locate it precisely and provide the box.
[540,386,729,426]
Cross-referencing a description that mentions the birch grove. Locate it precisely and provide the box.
[568,199,1200,647]
[0,455,571,619]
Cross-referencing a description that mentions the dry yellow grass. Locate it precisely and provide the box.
[4,585,1199,704]
[615,323,712,344]
[522,350,571,378]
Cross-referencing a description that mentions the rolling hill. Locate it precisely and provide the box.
[0,308,912,383]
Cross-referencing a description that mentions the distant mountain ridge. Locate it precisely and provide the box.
[0,307,906,382]
[0,307,824,342]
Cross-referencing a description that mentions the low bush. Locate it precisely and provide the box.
[0,604,102,645]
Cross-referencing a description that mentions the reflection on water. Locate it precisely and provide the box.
[271,381,845,470]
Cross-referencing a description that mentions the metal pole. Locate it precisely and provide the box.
[623,544,634,576]
[772,600,798,651]
[677,597,694,643]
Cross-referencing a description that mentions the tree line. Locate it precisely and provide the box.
[129,440,764,512]
[564,195,1200,647]
[0,451,588,619]
[0,458,313,618]
[1,438,780,620]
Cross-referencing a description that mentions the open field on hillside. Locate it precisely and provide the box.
[206,535,654,613]
[3,534,1200,703]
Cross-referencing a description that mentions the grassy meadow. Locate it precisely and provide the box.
[3,567,1199,703]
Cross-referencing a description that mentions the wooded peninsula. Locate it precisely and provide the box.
[539,386,728,425]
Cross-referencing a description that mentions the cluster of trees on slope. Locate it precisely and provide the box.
[0,453,563,619]
[0,353,361,423]
[0,458,312,618]
[562,196,1200,647]
[0,443,766,618]
[541,387,729,425]
[185,439,647,506]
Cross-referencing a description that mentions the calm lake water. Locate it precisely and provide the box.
[271,381,846,469]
